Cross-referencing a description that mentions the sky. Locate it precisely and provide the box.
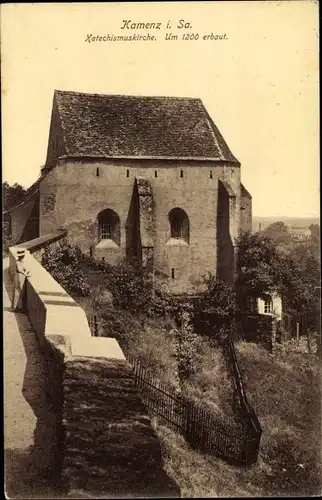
[1,1,319,217]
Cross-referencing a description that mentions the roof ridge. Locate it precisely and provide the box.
[54,89,201,101]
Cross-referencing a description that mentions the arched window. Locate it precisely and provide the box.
[97,209,120,246]
[168,208,189,244]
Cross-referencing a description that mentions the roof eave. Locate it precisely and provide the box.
[58,154,240,163]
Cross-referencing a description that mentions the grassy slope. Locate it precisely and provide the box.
[152,342,321,498]
[73,270,321,497]
[74,270,238,429]
[100,305,238,429]
[236,341,321,497]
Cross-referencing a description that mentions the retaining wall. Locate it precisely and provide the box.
[9,237,180,498]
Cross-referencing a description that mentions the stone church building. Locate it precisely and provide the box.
[5,90,252,294]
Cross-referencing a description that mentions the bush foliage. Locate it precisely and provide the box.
[41,239,92,297]
[195,276,237,324]
[105,260,153,314]
[173,312,200,382]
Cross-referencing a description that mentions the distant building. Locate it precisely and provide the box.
[3,90,252,295]
[246,293,282,320]
[287,226,311,242]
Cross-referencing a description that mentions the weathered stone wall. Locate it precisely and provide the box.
[39,159,242,294]
[240,184,252,234]
[216,180,235,284]
[8,242,180,498]
[236,313,276,351]
[136,177,155,272]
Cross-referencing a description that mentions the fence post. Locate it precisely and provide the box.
[296,321,300,345]
[95,315,98,337]
[184,401,193,445]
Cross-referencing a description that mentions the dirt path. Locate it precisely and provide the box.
[3,259,60,498]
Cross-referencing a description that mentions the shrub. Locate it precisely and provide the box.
[148,289,194,323]
[193,276,237,336]
[105,260,153,313]
[173,311,200,382]
[41,239,91,297]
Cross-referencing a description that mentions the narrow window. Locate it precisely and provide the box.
[180,170,183,178]
[97,209,121,246]
[96,167,100,177]
[210,170,213,179]
[89,246,93,257]
[264,300,272,314]
[155,170,158,178]
[100,223,112,240]
[169,208,190,244]
[171,268,175,279]
[126,169,129,178]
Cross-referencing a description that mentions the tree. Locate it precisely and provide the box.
[262,221,291,246]
[106,260,153,314]
[237,232,320,325]
[237,231,283,300]
[194,275,237,337]
[2,182,28,212]
[284,241,320,315]
[173,311,200,383]
[309,224,320,244]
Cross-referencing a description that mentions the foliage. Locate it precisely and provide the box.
[193,276,237,336]
[279,249,319,315]
[3,232,12,255]
[2,181,28,211]
[150,288,194,322]
[180,334,238,427]
[261,221,291,246]
[153,342,321,497]
[237,231,283,299]
[309,224,320,244]
[105,260,196,319]
[277,240,319,315]
[173,312,200,382]
[105,260,153,313]
[237,232,320,321]
[236,341,321,496]
[41,239,91,297]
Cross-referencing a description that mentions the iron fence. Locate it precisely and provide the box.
[90,315,262,466]
[126,352,261,466]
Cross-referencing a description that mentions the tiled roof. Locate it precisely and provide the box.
[54,90,239,162]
